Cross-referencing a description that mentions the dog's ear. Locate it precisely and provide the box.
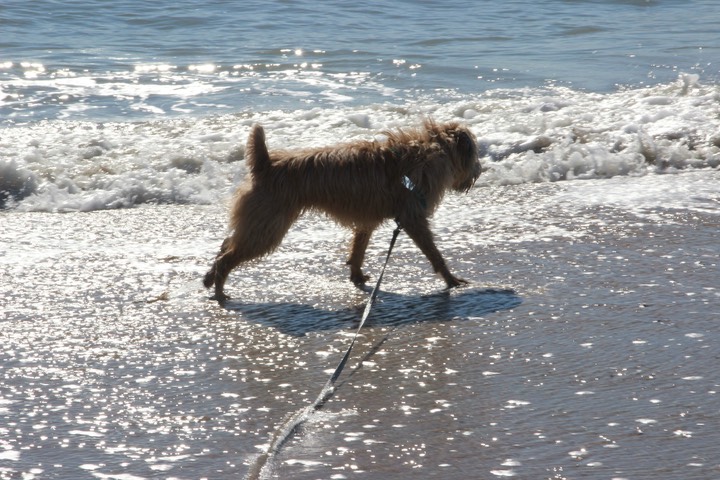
[455,129,477,159]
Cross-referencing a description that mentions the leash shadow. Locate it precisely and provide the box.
[222,287,522,337]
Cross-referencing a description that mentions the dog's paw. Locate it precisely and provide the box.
[350,272,371,285]
[210,292,230,302]
[445,276,470,289]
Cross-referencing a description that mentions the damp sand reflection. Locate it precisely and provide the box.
[2,173,719,478]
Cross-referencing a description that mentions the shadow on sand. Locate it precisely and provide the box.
[223,287,522,336]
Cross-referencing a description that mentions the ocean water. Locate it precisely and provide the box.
[2,1,720,479]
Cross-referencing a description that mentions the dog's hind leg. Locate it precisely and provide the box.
[203,237,231,289]
[397,213,468,289]
[347,226,377,285]
[205,193,300,301]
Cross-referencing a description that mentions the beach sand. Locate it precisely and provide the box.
[2,171,718,479]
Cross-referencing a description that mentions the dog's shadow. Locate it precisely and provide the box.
[222,287,522,336]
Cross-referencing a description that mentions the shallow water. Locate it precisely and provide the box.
[2,172,718,479]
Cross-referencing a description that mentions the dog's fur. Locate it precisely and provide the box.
[204,120,481,301]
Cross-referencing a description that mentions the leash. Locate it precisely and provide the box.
[315,221,402,404]
[245,221,402,480]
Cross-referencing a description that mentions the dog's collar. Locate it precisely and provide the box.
[402,175,427,209]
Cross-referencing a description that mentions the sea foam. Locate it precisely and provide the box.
[1,75,718,212]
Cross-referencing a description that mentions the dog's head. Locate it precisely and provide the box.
[432,122,481,192]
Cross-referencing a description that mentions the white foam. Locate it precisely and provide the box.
[2,75,718,213]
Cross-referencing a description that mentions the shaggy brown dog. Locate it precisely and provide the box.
[204,120,481,301]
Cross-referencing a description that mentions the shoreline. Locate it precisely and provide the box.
[1,172,719,479]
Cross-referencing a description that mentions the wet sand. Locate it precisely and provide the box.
[2,171,719,479]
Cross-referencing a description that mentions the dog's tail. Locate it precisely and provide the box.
[245,124,271,175]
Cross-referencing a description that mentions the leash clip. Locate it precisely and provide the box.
[401,175,416,191]
[401,174,427,210]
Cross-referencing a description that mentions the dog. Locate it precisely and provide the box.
[204,119,481,301]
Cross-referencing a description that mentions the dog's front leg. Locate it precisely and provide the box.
[398,213,468,288]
